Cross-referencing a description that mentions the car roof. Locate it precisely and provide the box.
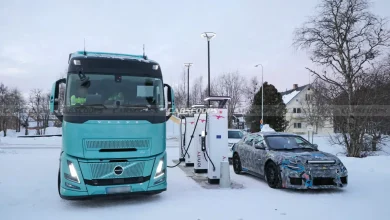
[245,132,300,137]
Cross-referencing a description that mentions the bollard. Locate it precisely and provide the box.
[219,161,231,188]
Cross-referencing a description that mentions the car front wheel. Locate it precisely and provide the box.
[265,162,282,188]
[232,153,242,174]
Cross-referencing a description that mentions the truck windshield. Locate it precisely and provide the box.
[65,73,164,108]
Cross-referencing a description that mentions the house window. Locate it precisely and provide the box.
[293,108,301,113]
[294,123,302,128]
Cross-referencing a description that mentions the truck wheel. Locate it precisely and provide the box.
[232,153,242,174]
[265,162,282,188]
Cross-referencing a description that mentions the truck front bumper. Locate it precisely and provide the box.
[58,152,167,200]
[59,181,166,200]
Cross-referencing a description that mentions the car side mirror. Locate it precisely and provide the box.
[312,144,318,150]
[255,143,266,150]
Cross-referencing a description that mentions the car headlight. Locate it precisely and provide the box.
[340,163,348,174]
[154,158,165,179]
[285,159,304,170]
[64,160,80,183]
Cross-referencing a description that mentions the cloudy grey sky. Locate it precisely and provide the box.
[0,0,389,97]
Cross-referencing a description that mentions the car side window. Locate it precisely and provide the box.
[253,136,264,145]
[244,135,254,145]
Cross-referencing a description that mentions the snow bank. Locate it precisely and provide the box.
[282,90,300,104]
[300,134,390,157]
[1,144,390,219]
[261,124,276,132]
[0,127,62,137]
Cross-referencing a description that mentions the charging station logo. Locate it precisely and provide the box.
[190,122,195,124]
[222,156,226,161]
[200,119,206,123]
[213,115,224,120]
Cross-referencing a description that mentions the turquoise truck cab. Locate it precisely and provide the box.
[50,51,175,200]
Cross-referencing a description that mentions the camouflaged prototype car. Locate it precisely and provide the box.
[232,132,348,189]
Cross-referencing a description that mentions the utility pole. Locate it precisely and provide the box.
[184,63,193,108]
[201,32,216,106]
[255,64,264,130]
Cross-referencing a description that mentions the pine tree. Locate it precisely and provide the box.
[246,82,287,132]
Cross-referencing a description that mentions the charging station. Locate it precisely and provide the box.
[179,116,185,162]
[184,115,196,167]
[204,96,231,184]
[193,112,207,173]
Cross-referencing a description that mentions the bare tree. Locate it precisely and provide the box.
[7,88,25,132]
[293,0,390,157]
[299,79,332,133]
[0,83,10,136]
[244,76,260,105]
[29,89,46,135]
[172,70,187,111]
[213,72,246,128]
[189,76,204,106]
[41,92,51,134]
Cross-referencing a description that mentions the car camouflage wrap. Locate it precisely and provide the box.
[233,132,348,189]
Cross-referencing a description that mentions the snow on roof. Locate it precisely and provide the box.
[71,51,156,63]
[282,90,300,104]
[261,124,276,132]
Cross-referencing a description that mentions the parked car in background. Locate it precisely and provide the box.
[232,132,348,189]
[228,129,244,160]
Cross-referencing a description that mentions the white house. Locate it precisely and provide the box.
[281,84,334,135]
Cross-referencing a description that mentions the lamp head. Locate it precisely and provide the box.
[201,32,216,40]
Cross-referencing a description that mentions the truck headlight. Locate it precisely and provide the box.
[154,158,165,179]
[64,160,80,183]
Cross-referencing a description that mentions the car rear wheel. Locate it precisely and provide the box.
[233,153,242,174]
[265,162,282,188]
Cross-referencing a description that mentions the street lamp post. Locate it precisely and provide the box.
[201,32,216,106]
[255,64,264,130]
[184,63,193,108]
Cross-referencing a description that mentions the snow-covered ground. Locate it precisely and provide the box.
[1,134,390,220]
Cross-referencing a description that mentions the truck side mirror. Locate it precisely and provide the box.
[312,144,318,150]
[164,84,175,121]
[50,78,66,121]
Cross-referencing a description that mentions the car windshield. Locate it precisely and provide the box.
[228,130,243,139]
[265,136,314,150]
[65,73,164,108]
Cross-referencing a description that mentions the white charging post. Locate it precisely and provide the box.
[184,115,196,167]
[204,96,231,184]
[192,105,208,174]
[179,115,186,162]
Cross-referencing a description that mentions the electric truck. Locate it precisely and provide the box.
[50,51,175,199]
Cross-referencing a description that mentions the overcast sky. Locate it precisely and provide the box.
[1,0,389,97]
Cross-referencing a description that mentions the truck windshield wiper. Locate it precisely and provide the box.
[83,104,107,109]
[119,104,157,110]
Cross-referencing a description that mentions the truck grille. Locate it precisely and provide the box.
[89,161,145,179]
[85,139,150,150]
